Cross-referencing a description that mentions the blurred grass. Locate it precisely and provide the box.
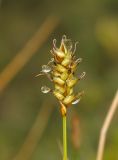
[13,102,54,160]
[0,0,118,160]
[0,16,59,93]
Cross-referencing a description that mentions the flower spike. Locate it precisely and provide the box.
[37,36,85,116]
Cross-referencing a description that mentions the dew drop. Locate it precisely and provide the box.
[72,98,80,105]
[41,86,51,93]
[42,65,51,73]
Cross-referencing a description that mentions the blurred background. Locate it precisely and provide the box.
[0,0,118,160]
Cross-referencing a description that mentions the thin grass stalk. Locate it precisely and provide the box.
[63,115,67,160]
[37,35,85,160]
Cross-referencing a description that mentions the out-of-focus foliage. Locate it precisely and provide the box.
[0,0,118,160]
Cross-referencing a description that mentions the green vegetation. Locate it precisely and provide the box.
[0,0,118,160]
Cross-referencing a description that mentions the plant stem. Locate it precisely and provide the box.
[63,115,67,160]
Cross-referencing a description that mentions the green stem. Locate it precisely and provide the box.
[63,115,67,160]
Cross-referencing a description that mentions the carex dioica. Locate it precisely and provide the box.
[36,35,85,116]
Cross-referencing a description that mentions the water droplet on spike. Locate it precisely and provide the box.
[41,86,51,93]
[72,98,80,104]
[42,65,51,73]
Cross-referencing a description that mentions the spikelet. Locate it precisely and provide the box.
[36,35,86,116]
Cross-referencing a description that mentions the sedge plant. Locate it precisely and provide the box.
[36,35,85,160]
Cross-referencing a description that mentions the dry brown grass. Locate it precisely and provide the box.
[96,90,118,160]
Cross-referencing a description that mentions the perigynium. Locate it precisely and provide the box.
[36,35,85,160]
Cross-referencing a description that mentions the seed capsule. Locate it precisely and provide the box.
[55,64,67,73]
[67,77,78,88]
[53,48,65,58]
[67,87,73,95]
[63,95,75,105]
[70,58,82,71]
[61,72,68,81]
[55,84,66,94]
[53,90,65,101]
[53,77,65,85]
[52,70,61,77]
[61,54,71,67]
